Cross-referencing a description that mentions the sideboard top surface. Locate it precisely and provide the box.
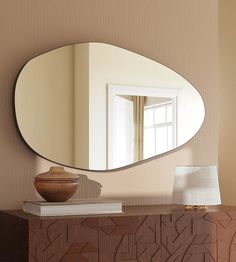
[2,204,236,221]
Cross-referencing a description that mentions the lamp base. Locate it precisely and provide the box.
[184,205,208,210]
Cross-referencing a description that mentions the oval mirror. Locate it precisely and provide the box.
[14,43,205,171]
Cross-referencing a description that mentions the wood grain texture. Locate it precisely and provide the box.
[28,213,236,261]
[0,211,28,262]
[1,206,236,261]
[28,212,236,261]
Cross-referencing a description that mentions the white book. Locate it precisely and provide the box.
[23,199,123,217]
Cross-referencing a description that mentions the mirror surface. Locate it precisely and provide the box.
[15,43,205,171]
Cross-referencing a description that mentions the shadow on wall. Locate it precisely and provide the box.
[76,175,102,199]
[104,195,173,206]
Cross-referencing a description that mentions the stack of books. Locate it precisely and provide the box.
[23,198,123,217]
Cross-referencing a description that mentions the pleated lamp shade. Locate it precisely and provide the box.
[172,165,221,206]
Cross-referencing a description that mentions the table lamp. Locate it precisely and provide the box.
[172,165,221,209]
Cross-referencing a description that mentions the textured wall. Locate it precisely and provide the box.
[219,0,236,205]
[0,0,218,209]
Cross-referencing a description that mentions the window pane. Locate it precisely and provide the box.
[167,105,173,122]
[144,128,155,158]
[154,106,166,124]
[144,109,153,126]
[156,127,167,154]
[167,126,173,150]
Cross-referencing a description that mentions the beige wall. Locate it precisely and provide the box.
[0,0,218,209]
[74,44,90,168]
[219,0,236,205]
[15,46,75,166]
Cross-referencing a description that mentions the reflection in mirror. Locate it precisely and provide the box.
[15,43,205,171]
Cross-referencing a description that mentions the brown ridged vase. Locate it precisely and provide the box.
[34,166,79,202]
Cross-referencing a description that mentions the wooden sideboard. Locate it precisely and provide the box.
[0,205,236,262]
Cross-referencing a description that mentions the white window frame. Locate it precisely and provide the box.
[107,84,178,168]
[144,100,176,158]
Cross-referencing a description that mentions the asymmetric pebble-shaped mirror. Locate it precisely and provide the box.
[15,43,205,171]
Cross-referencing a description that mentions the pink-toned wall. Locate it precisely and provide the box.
[0,0,218,209]
[219,0,236,205]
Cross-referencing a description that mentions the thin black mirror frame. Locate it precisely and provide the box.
[13,42,206,172]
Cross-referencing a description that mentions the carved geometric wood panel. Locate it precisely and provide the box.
[28,211,236,262]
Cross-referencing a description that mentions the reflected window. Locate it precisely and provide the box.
[143,101,176,158]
